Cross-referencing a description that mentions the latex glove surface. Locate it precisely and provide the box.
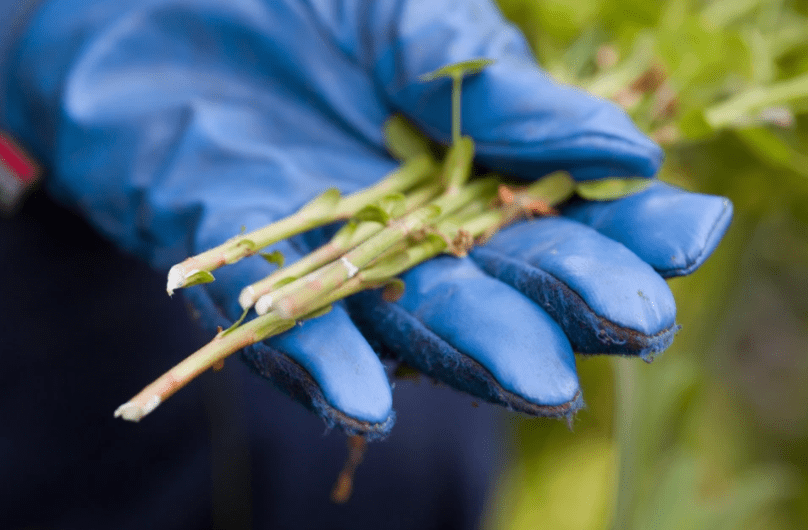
[2,0,731,437]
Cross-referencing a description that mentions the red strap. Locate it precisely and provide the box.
[0,131,40,214]
[0,133,37,183]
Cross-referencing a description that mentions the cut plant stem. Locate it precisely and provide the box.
[254,179,497,317]
[238,220,382,310]
[115,191,542,423]
[331,435,368,503]
[442,136,475,195]
[166,154,436,295]
[253,207,436,316]
[419,58,494,145]
[451,74,462,143]
[239,181,444,310]
[114,312,296,422]
[116,230,447,423]
[704,71,808,128]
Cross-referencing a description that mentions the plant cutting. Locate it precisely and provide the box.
[115,58,649,422]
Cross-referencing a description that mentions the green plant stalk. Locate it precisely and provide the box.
[452,74,463,144]
[255,179,498,317]
[114,202,506,423]
[166,154,436,294]
[113,311,296,422]
[419,58,494,145]
[459,209,508,237]
[115,174,577,423]
[125,59,592,423]
[611,357,640,530]
[443,136,475,195]
[704,71,808,128]
[244,166,569,314]
[238,220,383,310]
[238,181,444,310]
[330,155,437,218]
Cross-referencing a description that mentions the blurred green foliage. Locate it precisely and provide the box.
[487,0,808,528]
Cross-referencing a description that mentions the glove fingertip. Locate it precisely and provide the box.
[351,292,583,418]
[472,218,679,357]
[661,195,733,278]
[241,342,396,440]
[182,282,395,439]
[563,182,734,277]
[348,266,585,419]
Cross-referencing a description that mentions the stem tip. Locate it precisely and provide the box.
[166,265,186,295]
[114,395,162,422]
[239,285,256,310]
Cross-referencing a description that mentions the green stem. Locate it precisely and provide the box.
[452,74,462,145]
[238,221,382,310]
[239,181,444,310]
[255,179,496,316]
[116,192,515,423]
[442,136,475,195]
[258,204,442,317]
[704,71,808,128]
[166,154,436,294]
[611,358,640,530]
[333,154,437,218]
[114,310,295,422]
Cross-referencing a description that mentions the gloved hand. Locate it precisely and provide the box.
[2,0,731,437]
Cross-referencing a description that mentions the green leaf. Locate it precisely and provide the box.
[361,252,411,283]
[354,204,390,225]
[377,192,408,218]
[381,279,406,302]
[383,114,434,161]
[354,193,407,225]
[419,58,495,82]
[330,220,360,248]
[219,307,250,337]
[237,238,257,252]
[256,317,297,340]
[678,108,715,139]
[297,188,342,219]
[183,270,215,288]
[576,178,653,201]
[524,171,576,205]
[299,304,333,320]
[273,276,298,289]
[259,250,285,267]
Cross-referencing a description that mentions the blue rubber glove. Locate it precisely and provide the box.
[1,0,731,437]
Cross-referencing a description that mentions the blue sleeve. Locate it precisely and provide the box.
[0,0,43,130]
